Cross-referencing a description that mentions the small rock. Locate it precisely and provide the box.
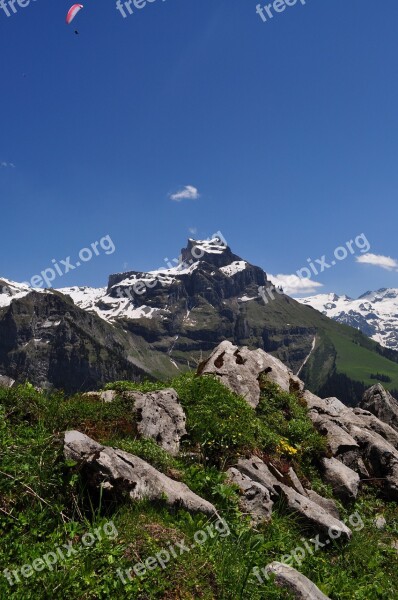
[84,387,187,456]
[128,388,187,456]
[227,467,273,525]
[306,490,341,520]
[287,467,307,497]
[348,426,398,500]
[276,484,352,541]
[361,384,398,433]
[321,457,360,502]
[374,516,387,530]
[0,375,15,389]
[83,390,117,403]
[310,413,359,456]
[265,562,331,599]
[101,390,118,403]
[234,456,279,496]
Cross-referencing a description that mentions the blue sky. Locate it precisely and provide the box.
[1,0,398,298]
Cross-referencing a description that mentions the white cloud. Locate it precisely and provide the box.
[356,253,398,271]
[188,227,197,235]
[268,273,324,295]
[169,185,200,202]
[0,162,15,168]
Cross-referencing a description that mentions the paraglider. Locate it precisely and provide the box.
[66,4,83,25]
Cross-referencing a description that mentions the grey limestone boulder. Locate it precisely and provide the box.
[64,431,217,516]
[227,467,273,525]
[128,388,187,456]
[198,341,302,408]
[321,457,360,501]
[265,562,331,599]
[360,384,398,433]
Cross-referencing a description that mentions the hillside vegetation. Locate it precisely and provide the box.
[1,376,398,599]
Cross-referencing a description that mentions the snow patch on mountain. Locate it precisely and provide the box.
[220,261,247,277]
[190,238,227,255]
[115,262,200,291]
[58,286,107,312]
[0,278,43,308]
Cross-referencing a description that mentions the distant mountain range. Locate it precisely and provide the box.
[297,289,398,352]
[2,239,398,403]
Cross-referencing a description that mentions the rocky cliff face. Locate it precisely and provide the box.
[60,239,318,377]
[0,291,150,392]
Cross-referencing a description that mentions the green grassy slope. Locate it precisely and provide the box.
[244,295,398,396]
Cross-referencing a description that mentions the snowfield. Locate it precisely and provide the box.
[297,289,398,351]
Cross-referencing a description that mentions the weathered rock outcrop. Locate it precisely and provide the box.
[64,431,217,516]
[127,388,187,456]
[0,375,15,388]
[227,467,273,525]
[360,384,398,433]
[321,457,360,501]
[197,343,398,526]
[198,341,303,407]
[265,562,331,600]
[228,455,350,540]
[348,425,398,500]
[302,386,398,500]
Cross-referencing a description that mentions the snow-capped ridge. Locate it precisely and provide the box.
[0,278,44,308]
[297,288,398,351]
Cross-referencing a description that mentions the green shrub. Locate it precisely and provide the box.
[105,437,178,473]
[257,380,327,466]
[103,380,166,393]
[171,373,265,467]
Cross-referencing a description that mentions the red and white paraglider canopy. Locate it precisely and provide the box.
[66,4,83,25]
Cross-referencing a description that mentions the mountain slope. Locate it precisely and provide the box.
[54,239,398,402]
[3,240,398,401]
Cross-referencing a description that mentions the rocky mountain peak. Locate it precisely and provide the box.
[180,237,243,269]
